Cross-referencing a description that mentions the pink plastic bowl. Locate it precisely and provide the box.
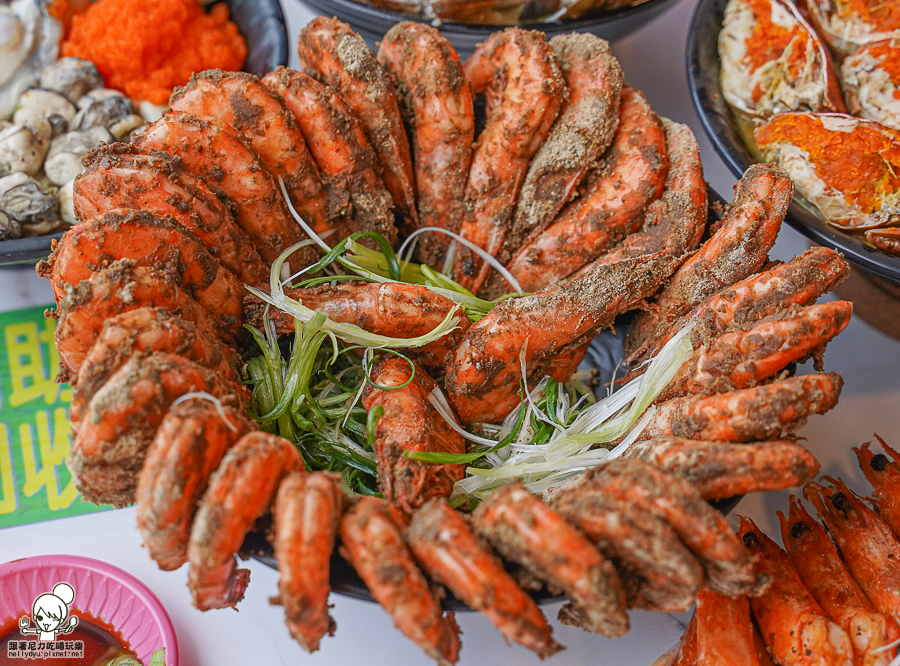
[0,555,178,665]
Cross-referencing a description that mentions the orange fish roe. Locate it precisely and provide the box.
[61,0,247,105]
[755,114,900,213]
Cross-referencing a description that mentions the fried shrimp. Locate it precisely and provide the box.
[70,307,242,424]
[262,68,395,244]
[637,372,844,443]
[780,495,900,666]
[136,398,252,571]
[584,117,706,268]
[274,471,345,653]
[407,498,563,659]
[377,22,474,267]
[253,281,469,372]
[452,27,566,294]
[624,437,819,500]
[655,301,853,401]
[340,497,461,665]
[805,478,900,618]
[133,112,310,265]
[188,432,303,610]
[551,478,705,612]
[74,143,268,287]
[298,18,417,228]
[472,483,629,638]
[503,86,666,294]
[505,33,623,261]
[573,461,762,597]
[739,516,854,666]
[168,70,332,233]
[649,246,850,356]
[54,260,233,380]
[361,357,465,513]
[445,250,682,423]
[42,209,245,331]
[71,352,246,507]
[627,163,793,361]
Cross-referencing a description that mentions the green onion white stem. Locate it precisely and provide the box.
[444,325,693,499]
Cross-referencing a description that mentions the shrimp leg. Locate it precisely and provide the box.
[738,516,854,666]
[407,498,563,658]
[780,495,900,666]
[377,22,474,268]
[188,432,303,610]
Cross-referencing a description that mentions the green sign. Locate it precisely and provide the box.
[0,305,113,528]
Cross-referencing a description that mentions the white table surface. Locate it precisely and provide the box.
[3,0,900,663]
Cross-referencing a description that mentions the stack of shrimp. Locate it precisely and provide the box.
[36,16,857,663]
[656,434,900,666]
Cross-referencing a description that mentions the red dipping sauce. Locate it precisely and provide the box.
[0,611,138,666]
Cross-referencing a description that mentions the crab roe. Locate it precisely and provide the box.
[61,0,247,105]
[755,113,900,228]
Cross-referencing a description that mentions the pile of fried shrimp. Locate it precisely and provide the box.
[39,18,858,663]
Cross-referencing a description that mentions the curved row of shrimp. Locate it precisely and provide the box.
[657,435,900,666]
[37,15,859,664]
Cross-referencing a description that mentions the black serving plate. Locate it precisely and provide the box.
[241,186,742,611]
[0,0,289,267]
[686,0,900,286]
[295,0,680,59]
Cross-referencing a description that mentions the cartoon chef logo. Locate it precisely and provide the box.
[18,583,79,641]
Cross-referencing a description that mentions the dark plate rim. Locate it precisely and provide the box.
[685,0,900,285]
[0,0,289,268]
[296,0,679,32]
